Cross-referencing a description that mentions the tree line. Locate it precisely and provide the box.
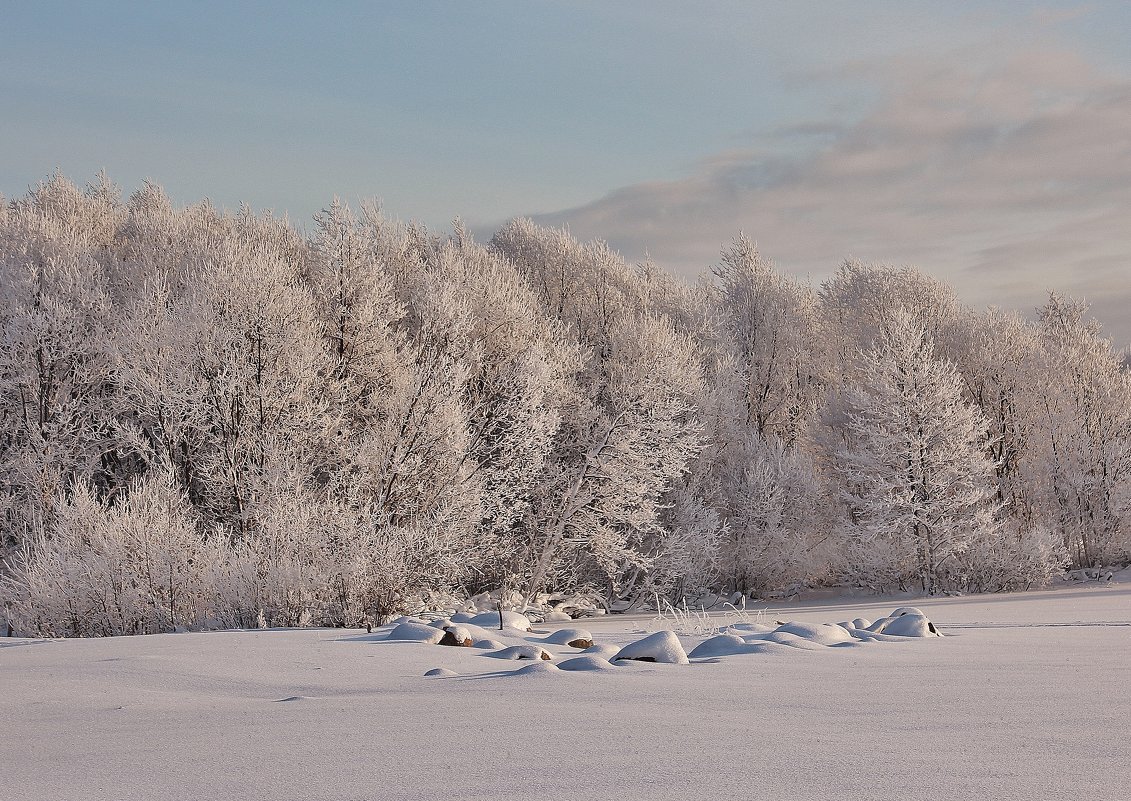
[1,174,1128,636]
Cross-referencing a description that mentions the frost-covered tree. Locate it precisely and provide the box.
[4,173,1130,637]
[492,221,707,605]
[711,234,823,445]
[1034,295,1131,566]
[837,309,1001,594]
[0,175,121,549]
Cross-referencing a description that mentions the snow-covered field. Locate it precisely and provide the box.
[3,583,1129,801]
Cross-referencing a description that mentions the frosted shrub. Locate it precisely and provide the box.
[1,475,210,637]
[949,524,1070,593]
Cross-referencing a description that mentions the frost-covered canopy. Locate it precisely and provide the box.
[1,175,1128,636]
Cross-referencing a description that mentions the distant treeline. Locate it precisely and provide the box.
[1,174,1128,636]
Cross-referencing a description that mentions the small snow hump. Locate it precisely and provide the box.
[424,667,459,678]
[542,627,595,648]
[386,622,445,644]
[866,611,940,637]
[512,662,561,676]
[773,621,854,646]
[558,655,616,672]
[890,607,925,617]
[612,630,689,665]
[485,645,553,661]
[688,634,750,659]
[468,611,534,632]
[582,643,621,659]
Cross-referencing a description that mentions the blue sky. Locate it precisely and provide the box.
[3,1,1130,344]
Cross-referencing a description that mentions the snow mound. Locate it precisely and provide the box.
[468,611,533,632]
[390,615,427,626]
[424,667,459,678]
[427,618,453,629]
[581,644,621,659]
[511,662,560,676]
[868,613,939,637]
[891,607,925,617]
[726,621,776,634]
[758,631,829,650]
[541,628,594,647]
[386,622,445,644]
[473,638,506,650]
[542,610,573,622]
[450,612,477,623]
[438,625,475,647]
[688,634,750,659]
[773,621,854,646]
[612,631,689,665]
[558,655,616,672]
[741,640,797,655]
[442,623,495,641]
[485,645,553,661]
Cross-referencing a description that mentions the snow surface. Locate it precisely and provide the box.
[3,584,1130,800]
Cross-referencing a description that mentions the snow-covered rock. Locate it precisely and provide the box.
[450,612,477,624]
[511,662,560,676]
[773,621,854,646]
[865,612,939,637]
[485,645,553,661]
[541,628,594,648]
[423,667,459,678]
[386,622,445,644]
[885,614,938,637]
[542,610,573,623]
[891,607,925,617]
[468,611,533,632]
[390,615,428,626]
[438,626,474,647]
[473,638,506,650]
[612,631,689,665]
[688,634,750,658]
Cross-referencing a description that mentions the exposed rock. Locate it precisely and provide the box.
[438,626,474,647]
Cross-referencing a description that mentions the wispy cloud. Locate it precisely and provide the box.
[532,42,1131,347]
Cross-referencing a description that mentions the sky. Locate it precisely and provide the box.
[2,1,1129,347]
